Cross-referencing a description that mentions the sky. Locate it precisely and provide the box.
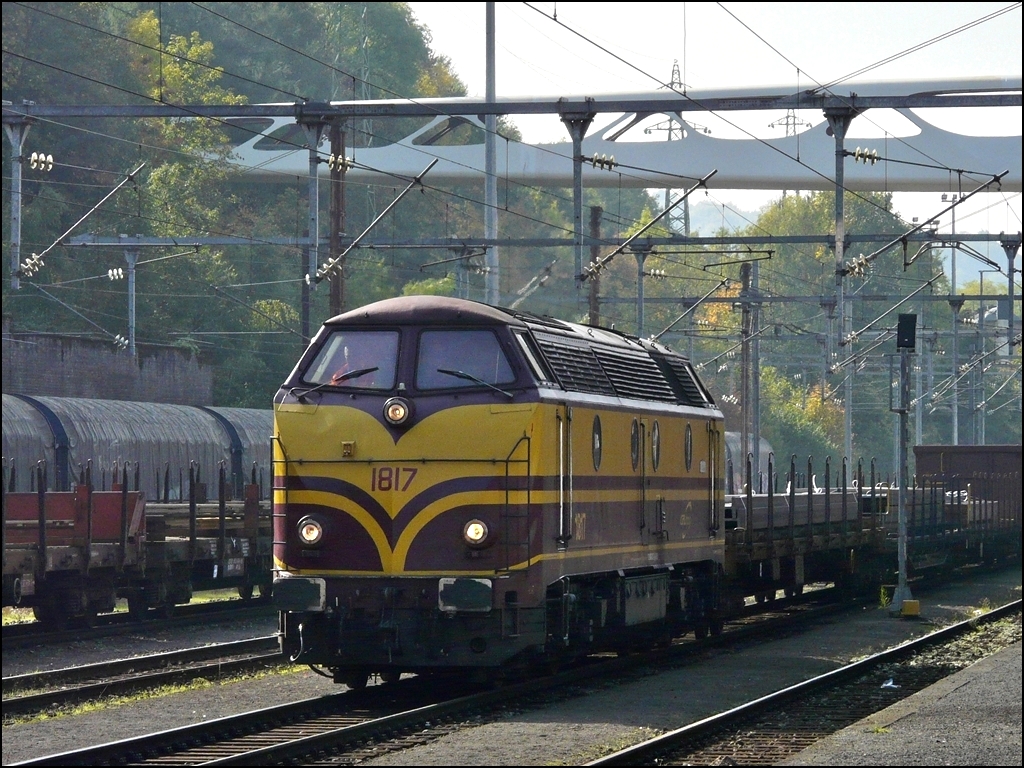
[407,2,1023,286]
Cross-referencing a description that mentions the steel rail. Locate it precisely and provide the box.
[586,598,1023,766]
[2,637,280,718]
[1,601,276,650]
[10,591,859,766]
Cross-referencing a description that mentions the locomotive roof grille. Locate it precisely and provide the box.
[663,356,715,408]
[592,346,678,403]
[533,333,616,396]
[533,332,678,403]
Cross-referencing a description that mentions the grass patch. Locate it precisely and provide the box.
[2,606,36,626]
[971,597,992,617]
[4,663,308,727]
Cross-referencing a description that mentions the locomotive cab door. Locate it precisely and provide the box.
[707,420,721,536]
[635,418,654,546]
[556,405,573,551]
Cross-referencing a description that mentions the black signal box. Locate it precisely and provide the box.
[897,313,917,349]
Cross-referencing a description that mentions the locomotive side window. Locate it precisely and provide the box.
[416,330,515,390]
[303,330,399,390]
[513,332,554,383]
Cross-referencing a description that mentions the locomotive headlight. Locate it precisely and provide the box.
[297,516,323,545]
[463,519,489,546]
[383,397,412,426]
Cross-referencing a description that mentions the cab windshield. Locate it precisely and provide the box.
[303,330,399,390]
[416,330,515,390]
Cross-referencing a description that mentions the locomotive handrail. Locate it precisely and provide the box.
[501,434,532,575]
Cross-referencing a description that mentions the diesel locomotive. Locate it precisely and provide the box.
[271,295,726,686]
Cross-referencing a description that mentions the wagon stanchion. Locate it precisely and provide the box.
[36,462,47,585]
[788,455,796,546]
[2,460,7,573]
[806,456,814,547]
[85,460,94,576]
[119,463,129,571]
[841,457,849,544]
[910,475,918,536]
[767,452,775,549]
[870,458,877,533]
[745,453,753,548]
[824,457,832,545]
[189,462,197,565]
[218,462,227,580]
[164,464,171,503]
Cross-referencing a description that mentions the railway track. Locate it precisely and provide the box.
[2,636,281,719]
[1,600,276,650]
[588,598,1023,766]
[10,588,866,766]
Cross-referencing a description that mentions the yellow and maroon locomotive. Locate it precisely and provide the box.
[272,295,725,686]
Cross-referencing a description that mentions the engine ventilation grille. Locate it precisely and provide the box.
[663,357,715,407]
[592,346,677,403]
[534,332,678,402]
[533,333,616,396]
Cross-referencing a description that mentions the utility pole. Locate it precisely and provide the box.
[301,232,310,344]
[634,244,651,337]
[4,113,30,290]
[751,259,762,486]
[562,110,595,307]
[125,249,138,356]
[329,121,346,318]
[945,192,962,445]
[826,107,858,462]
[892,313,917,616]
[589,206,602,325]
[740,262,752,475]
[359,4,376,224]
[484,2,500,305]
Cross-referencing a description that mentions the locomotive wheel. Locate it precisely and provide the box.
[693,623,709,640]
[379,671,402,684]
[237,583,255,601]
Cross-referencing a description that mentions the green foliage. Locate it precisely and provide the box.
[5,1,1015,458]
[402,275,456,297]
[757,367,841,462]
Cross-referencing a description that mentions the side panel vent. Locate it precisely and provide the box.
[534,333,616,396]
[664,357,714,408]
[593,347,677,403]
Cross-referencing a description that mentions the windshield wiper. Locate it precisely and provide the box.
[332,366,379,383]
[437,368,513,399]
[292,366,380,403]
